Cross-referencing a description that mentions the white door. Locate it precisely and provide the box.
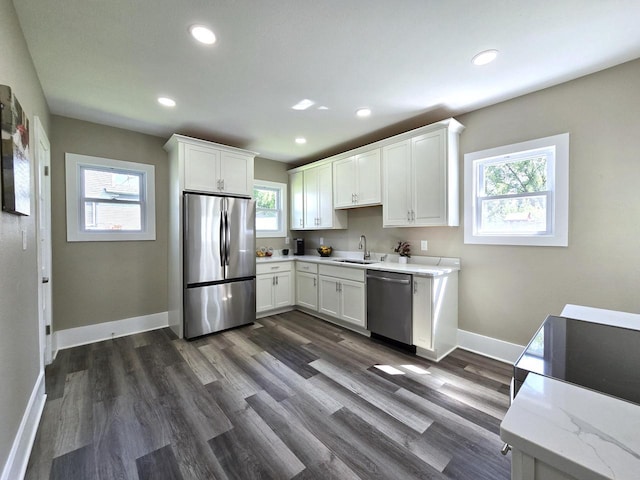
[413,130,446,225]
[273,271,292,309]
[355,149,382,206]
[220,151,253,196]
[184,143,220,192]
[303,166,319,228]
[34,117,52,365]
[318,276,340,317]
[340,279,366,327]
[316,163,334,228]
[256,275,276,312]
[295,271,317,310]
[382,140,413,226]
[290,171,304,230]
[333,156,356,208]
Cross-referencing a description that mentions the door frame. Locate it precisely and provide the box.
[34,116,53,365]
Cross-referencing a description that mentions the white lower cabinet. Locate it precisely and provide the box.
[256,262,294,314]
[318,264,366,328]
[412,272,458,362]
[295,262,318,311]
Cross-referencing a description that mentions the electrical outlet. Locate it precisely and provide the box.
[285,236,290,245]
[319,237,324,245]
[22,230,27,250]
[421,240,428,251]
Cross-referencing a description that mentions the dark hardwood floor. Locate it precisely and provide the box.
[26,310,512,479]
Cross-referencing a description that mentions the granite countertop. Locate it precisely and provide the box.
[501,373,640,480]
[256,252,460,277]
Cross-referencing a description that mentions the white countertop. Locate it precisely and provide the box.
[256,253,460,277]
[501,373,640,480]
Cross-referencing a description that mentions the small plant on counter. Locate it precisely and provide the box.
[394,241,411,257]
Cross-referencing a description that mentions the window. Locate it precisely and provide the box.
[253,180,287,238]
[464,133,569,246]
[65,153,156,241]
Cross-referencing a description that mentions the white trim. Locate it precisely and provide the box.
[54,311,169,352]
[457,329,525,364]
[1,371,46,480]
[65,153,156,242]
[254,179,288,238]
[464,133,569,247]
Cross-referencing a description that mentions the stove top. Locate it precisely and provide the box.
[514,315,640,406]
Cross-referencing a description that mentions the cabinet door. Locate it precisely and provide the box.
[355,149,381,206]
[318,276,340,317]
[316,163,334,228]
[184,144,220,193]
[412,130,446,225]
[382,140,412,226]
[296,271,318,310]
[219,151,254,196]
[274,271,292,309]
[340,279,366,327]
[256,275,275,313]
[303,166,320,228]
[290,171,305,230]
[333,157,356,208]
[412,276,433,349]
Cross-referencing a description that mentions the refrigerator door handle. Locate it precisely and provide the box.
[219,206,225,268]
[224,210,230,266]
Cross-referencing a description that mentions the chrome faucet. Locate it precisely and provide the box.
[359,235,370,260]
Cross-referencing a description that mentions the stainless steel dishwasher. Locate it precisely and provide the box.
[366,270,413,344]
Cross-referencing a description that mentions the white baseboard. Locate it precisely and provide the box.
[55,311,169,352]
[457,329,525,364]
[1,370,46,480]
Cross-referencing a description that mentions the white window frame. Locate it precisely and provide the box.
[464,133,569,247]
[65,153,156,241]
[253,180,287,238]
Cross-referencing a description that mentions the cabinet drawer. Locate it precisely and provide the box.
[296,261,318,273]
[256,261,293,275]
[318,264,365,282]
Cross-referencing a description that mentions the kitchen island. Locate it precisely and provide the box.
[501,305,640,480]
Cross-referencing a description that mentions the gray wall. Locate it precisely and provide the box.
[0,0,50,471]
[300,58,640,346]
[255,157,291,250]
[51,116,168,331]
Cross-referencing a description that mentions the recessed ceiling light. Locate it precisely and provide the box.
[472,49,498,66]
[317,106,329,110]
[158,97,176,107]
[295,137,307,144]
[189,25,216,45]
[292,99,315,110]
[356,108,371,118]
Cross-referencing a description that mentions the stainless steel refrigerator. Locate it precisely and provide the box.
[183,193,256,339]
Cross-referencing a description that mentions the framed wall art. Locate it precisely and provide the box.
[1,84,31,216]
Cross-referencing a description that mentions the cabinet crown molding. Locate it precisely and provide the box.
[287,117,464,174]
[163,133,259,157]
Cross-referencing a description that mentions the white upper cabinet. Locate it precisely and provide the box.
[333,148,381,209]
[175,136,255,197]
[290,170,304,230]
[382,119,463,227]
[290,163,347,230]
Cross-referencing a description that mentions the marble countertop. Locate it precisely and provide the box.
[256,252,460,277]
[500,373,640,480]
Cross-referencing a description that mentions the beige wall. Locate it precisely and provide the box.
[255,157,291,250]
[0,0,51,471]
[51,116,168,331]
[300,58,640,346]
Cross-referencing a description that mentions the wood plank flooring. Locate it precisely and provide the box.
[26,310,512,479]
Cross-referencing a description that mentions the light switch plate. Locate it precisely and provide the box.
[22,230,27,250]
[319,237,324,245]
[421,240,428,251]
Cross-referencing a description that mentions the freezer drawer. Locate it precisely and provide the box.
[184,279,255,338]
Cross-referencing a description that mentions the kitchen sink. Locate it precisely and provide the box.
[333,259,380,265]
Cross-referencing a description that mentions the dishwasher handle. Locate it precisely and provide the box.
[366,274,411,285]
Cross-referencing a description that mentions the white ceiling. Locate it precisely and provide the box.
[13,0,640,163]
